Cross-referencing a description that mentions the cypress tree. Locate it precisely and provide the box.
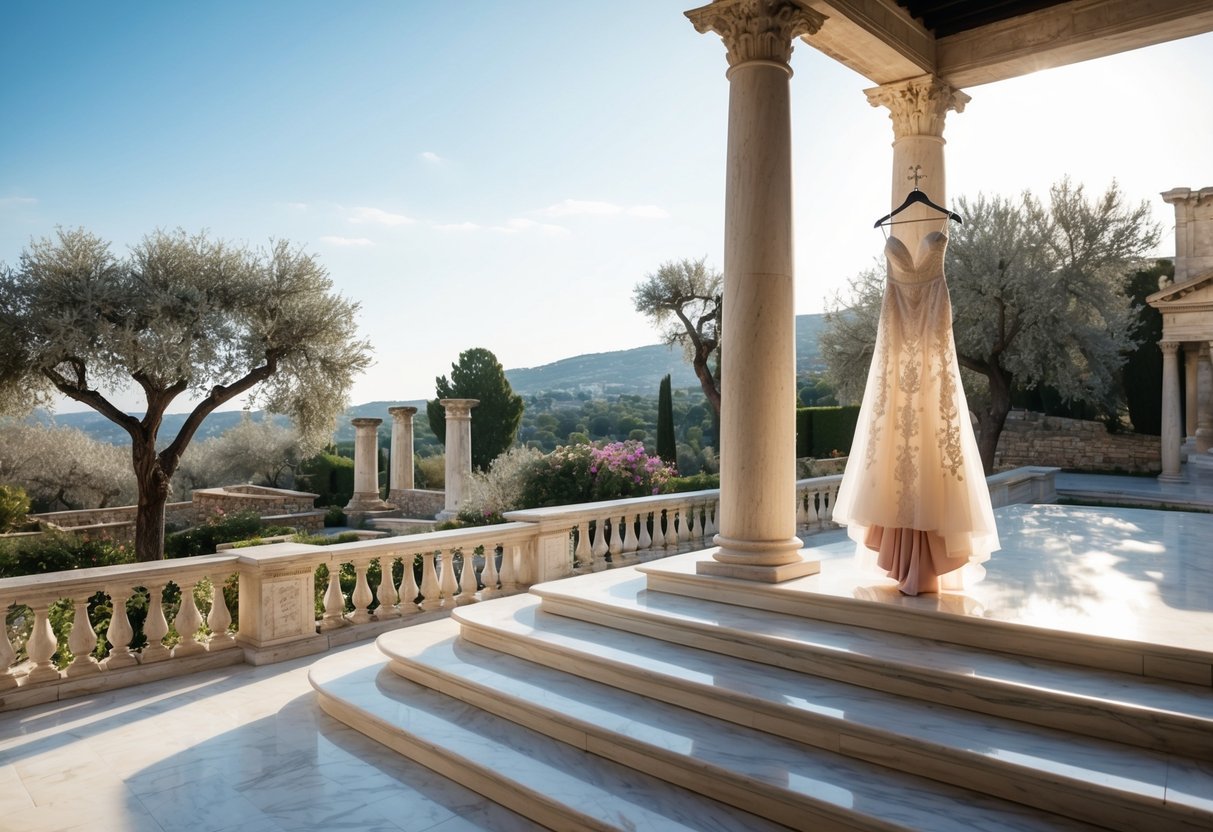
[657,374,677,467]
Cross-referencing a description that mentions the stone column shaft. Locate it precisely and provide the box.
[439,398,478,520]
[1159,341,1184,481]
[1184,344,1199,439]
[388,406,417,492]
[345,418,391,513]
[1198,344,1213,455]
[687,0,824,582]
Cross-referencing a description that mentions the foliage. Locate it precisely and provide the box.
[633,257,723,417]
[656,374,676,465]
[414,453,446,489]
[0,228,372,561]
[426,348,524,470]
[821,179,1159,473]
[666,472,720,493]
[164,510,294,558]
[298,451,355,507]
[1120,260,1172,435]
[323,505,346,527]
[0,422,136,511]
[520,441,675,508]
[291,531,362,546]
[0,530,133,578]
[0,485,31,532]
[458,446,545,524]
[796,406,861,458]
[174,414,315,494]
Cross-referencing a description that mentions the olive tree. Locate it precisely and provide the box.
[0,422,136,511]
[0,228,371,560]
[822,179,1158,473]
[174,414,313,494]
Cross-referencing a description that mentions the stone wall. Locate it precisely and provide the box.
[191,485,318,525]
[994,412,1160,474]
[388,488,446,519]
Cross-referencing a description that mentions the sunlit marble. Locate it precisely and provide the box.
[0,647,541,832]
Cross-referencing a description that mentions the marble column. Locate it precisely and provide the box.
[1159,341,1184,481]
[1184,343,1199,440]
[687,0,824,582]
[865,76,970,254]
[345,418,391,513]
[1198,344,1213,455]
[438,398,478,521]
[388,406,417,497]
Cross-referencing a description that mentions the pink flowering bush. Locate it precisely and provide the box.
[520,441,676,508]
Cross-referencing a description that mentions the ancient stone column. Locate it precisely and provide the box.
[388,406,417,495]
[1199,344,1213,455]
[1159,341,1184,481]
[438,398,478,521]
[866,76,970,254]
[1184,343,1199,440]
[687,0,824,582]
[345,418,391,512]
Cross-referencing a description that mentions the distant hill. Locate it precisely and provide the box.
[39,313,829,445]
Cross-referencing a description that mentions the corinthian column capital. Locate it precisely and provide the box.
[1160,341,1181,355]
[865,75,971,139]
[686,0,825,68]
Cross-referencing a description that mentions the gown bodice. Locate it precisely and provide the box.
[885,232,947,285]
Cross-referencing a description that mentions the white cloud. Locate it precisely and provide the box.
[319,235,374,247]
[433,221,481,231]
[420,151,445,164]
[349,206,415,226]
[492,218,568,235]
[539,199,668,219]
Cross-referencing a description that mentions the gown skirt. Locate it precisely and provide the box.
[832,232,999,595]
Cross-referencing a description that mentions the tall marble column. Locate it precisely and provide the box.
[1159,341,1184,481]
[1198,344,1213,455]
[865,76,970,254]
[687,0,824,582]
[388,406,417,496]
[345,418,391,512]
[438,399,478,521]
[1184,343,1199,440]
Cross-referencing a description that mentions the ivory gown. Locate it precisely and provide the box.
[832,231,999,595]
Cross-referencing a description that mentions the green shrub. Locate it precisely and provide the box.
[666,472,720,493]
[796,406,861,458]
[323,505,346,527]
[298,452,355,506]
[0,485,31,533]
[164,510,294,558]
[520,441,675,508]
[0,531,133,579]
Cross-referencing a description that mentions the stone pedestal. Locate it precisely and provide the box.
[345,418,392,513]
[1159,341,1185,481]
[687,0,824,582]
[438,398,478,522]
[388,406,417,503]
[236,543,329,665]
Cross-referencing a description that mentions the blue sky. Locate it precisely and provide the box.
[3,2,1211,413]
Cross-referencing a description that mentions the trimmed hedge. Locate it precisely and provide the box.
[796,406,861,458]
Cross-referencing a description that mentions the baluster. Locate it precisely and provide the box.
[456,548,479,605]
[652,509,667,548]
[498,543,519,593]
[350,558,374,624]
[419,551,441,611]
[398,554,421,613]
[805,489,820,525]
[480,544,501,599]
[678,506,692,544]
[172,580,206,657]
[102,587,138,669]
[704,501,718,538]
[141,584,170,663]
[796,489,809,525]
[65,596,101,676]
[687,504,700,540]
[0,601,18,690]
[638,512,652,552]
[590,517,609,571]
[321,563,348,630]
[608,517,623,557]
[26,602,61,683]
[375,556,401,619]
[574,521,591,567]
[207,573,236,650]
[438,549,459,608]
[824,485,838,523]
[622,513,638,554]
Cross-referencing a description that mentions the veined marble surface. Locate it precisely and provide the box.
[0,645,540,832]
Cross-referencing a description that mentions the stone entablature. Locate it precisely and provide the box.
[994,412,1160,475]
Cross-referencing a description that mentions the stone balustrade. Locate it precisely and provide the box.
[0,468,1056,712]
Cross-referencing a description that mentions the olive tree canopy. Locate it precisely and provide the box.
[0,228,372,560]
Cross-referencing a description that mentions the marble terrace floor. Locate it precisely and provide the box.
[2,499,1211,831]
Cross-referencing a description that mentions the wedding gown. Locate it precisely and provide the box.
[832,231,999,595]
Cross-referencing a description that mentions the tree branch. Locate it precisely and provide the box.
[41,366,141,441]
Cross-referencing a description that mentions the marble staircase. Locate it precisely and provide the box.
[311,557,1213,831]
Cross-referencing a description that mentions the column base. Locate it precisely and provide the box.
[1158,472,1187,483]
[697,554,820,583]
[344,494,395,513]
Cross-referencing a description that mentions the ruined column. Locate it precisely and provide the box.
[1159,341,1184,481]
[438,399,478,521]
[345,418,391,513]
[687,0,824,582]
[388,406,417,498]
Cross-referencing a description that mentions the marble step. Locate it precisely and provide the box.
[529,570,1213,759]
[309,643,788,832]
[445,594,1213,832]
[378,619,1103,832]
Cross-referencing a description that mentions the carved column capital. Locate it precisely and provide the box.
[439,398,479,420]
[686,0,825,68]
[1160,341,1181,355]
[865,75,971,139]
